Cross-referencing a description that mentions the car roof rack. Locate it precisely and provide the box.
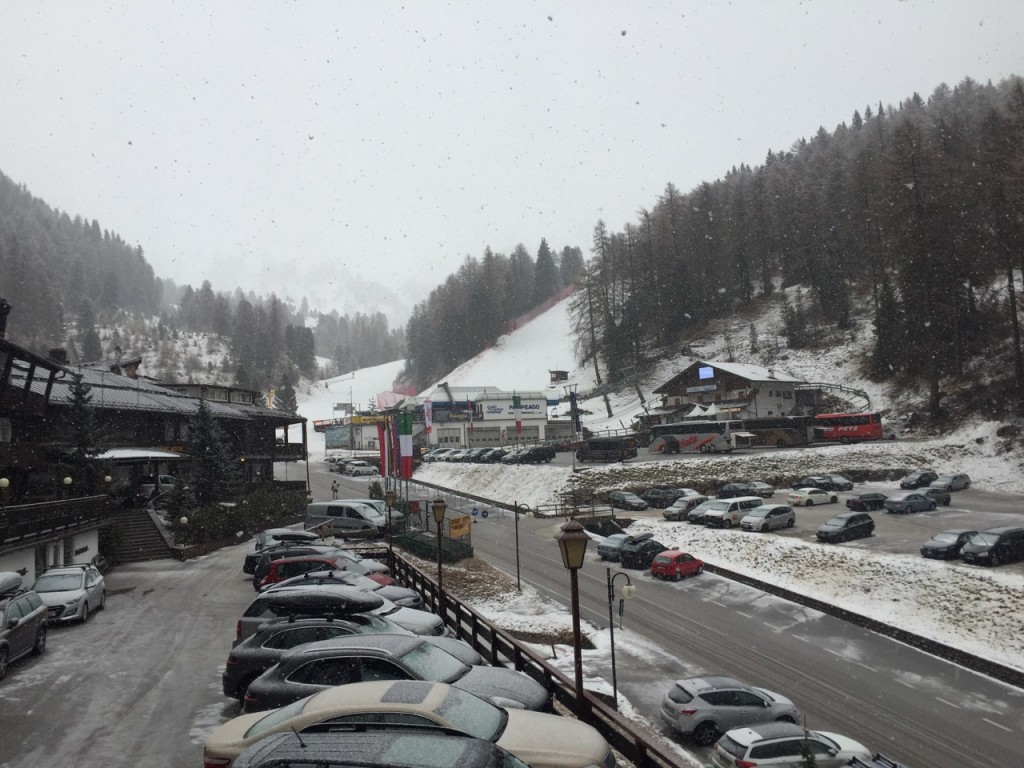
[847,755,908,768]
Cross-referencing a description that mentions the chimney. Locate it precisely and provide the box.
[49,348,69,364]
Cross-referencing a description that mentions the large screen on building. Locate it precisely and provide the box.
[698,366,714,380]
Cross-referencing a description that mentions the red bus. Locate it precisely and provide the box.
[813,412,892,443]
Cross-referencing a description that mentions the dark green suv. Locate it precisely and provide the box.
[0,573,48,680]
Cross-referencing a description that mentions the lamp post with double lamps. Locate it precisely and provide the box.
[556,517,590,717]
[606,569,637,710]
[431,498,447,607]
[384,488,396,561]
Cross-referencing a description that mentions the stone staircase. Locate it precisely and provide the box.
[115,508,175,562]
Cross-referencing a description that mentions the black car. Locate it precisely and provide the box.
[920,529,977,560]
[922,486,952,506]
[518,444,556,463]
[816,512,874,543]
[222,615,482,702]
[0,573,48,681]
[477,448,507,463]
[717,482,755,499]
[244,529,324,574]
[607,491,648,511]
[846,492,887,511]
[899,470,938,489]
[619,537,665,569]
[242,634,550,713]
[791,475,829,490]
[500,448,529,464]
[640,488,693,509]
[960,527,1024,566]
[232,731,533,768]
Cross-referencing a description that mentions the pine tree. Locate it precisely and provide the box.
[64,373,102,492]
[182,398,239,505]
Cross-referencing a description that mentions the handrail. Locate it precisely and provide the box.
[390,553,694,768]
[0,495,118,549]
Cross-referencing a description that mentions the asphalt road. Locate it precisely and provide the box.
[456,501,1024,768]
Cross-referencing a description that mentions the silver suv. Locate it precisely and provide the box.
[659,674,799,746]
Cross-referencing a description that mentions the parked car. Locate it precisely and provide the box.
[702,496,764,528]
[959,526,1024,566]
[500,448,529,464]
[607,491,648,511]
[792,474,852,492]
[686,500,719,525]
[663,494,710,521]
[650,550,703,580]
[0,573,47,681]
[846,753,911,768]
[518,444,556,463]
[478,448,507,463]
[641,488,695,509]
[746,481,775,498]
[711,722,871,768]
[717,482,756,499]
[137,473,179,499]
[343,499,406,530]
[659,674,799,746]
[230,731,534,768]
[444,449,473,462]
[920,529,978,560]
[236,586,446,644]
[740,504,795,532]
[343,460,380,476]
[845,492,888,511]
[791,475,829,490]
[252,545,388,591]
[816,512,875,543]
[931,473,971,491]
[787,487,839,506]
[922,486,952,506]
[242,634,550,713]
[244,529,324,574]
[223,613,420,702]
[258,555,393,591]
[883,490,936,514]
[596,533,632,561]
[203,680,616,768]
[898,469,938,489]
[422,449,453,462]
[619,536,666,569]
[305,501,388,538]
[266,568,421,607]
[30,564,106,623]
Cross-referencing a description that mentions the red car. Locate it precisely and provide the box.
[650,550,704,580]
[258,555,394,590]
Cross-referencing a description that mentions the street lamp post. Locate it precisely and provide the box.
[556,517,590,717]
[384,488,396,561]
[514,502,531,591]
[431,498,447,609]
[563,383,579,472]
[606,568,637,710]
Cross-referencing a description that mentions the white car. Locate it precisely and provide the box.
[786,487,839,506]
[31,564,106,623]
[344,460,379,476]
[203,680,615,768]
[712,722,870,767]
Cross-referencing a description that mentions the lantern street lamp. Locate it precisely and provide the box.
[431,498,447,607]
[384,488,396,560]
[563,383,579,472]
[556,517,589,717]
[606,569,637,710]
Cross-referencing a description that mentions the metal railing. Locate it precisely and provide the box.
[0,495,118,550]
[389,553,692,768]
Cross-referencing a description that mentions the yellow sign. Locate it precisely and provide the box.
[448,515,471,538]
[351,415,387,425]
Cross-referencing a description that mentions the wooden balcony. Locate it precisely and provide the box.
[0,495,118,553]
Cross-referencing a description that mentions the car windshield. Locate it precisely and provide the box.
[744,509,768,518]
[33,573,84,592]
[935,476,953,483]
[933,533,960,543]
[824,515,848,526]
[399,642,470,684]
[244,695,314,738]
[434,686,507,740]
[653,555,671,564]
[706,501,730,511]
[968,532,1000,545]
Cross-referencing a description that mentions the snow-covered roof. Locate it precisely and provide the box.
[699,360,804,383]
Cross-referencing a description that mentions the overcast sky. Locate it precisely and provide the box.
[2,1,1023,322]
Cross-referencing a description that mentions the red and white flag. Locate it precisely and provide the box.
[424,398,433,434]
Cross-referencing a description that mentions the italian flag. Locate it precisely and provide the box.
[424,398,432,434]
[398,412,414,478]
[512,394,522,435]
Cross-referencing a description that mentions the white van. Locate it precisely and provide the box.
[305,501,387,538]
[701,496,764,528]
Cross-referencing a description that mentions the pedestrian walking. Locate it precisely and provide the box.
[331,480,338,499]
